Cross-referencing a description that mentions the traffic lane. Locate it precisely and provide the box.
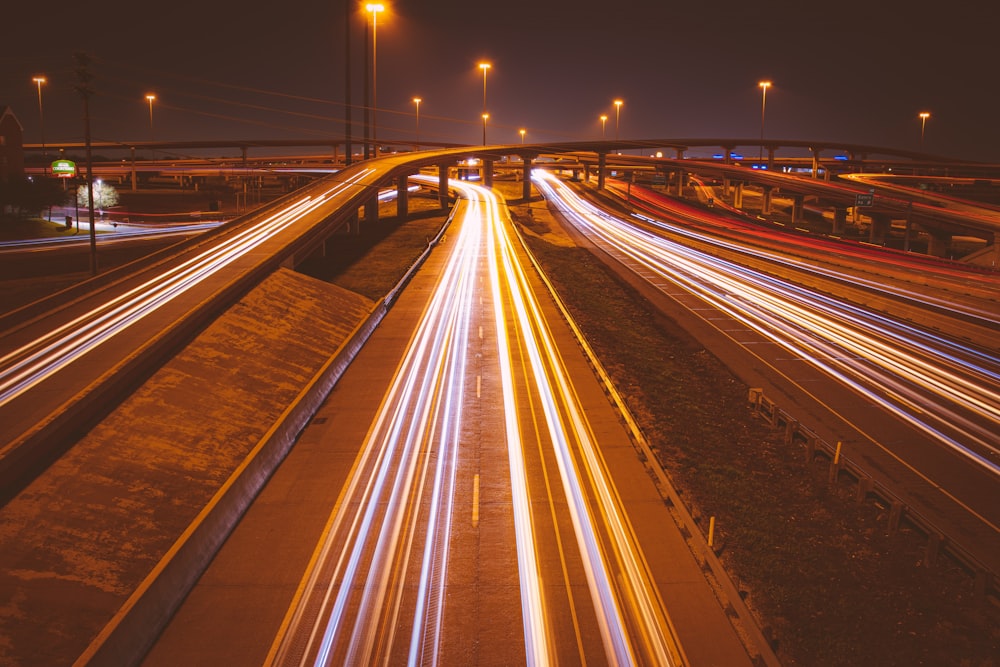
[0,168,383,481]
[501,218,753,666]
[557,211,1000,575]
[140,203,465,667]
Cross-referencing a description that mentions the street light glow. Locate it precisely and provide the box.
[367,3,385,157]
[919,111,931,145]
[479,63,492,145]
[413,97,422,146]
[613,99,623,144]
[758,80,772,168]
[32,76,47,155]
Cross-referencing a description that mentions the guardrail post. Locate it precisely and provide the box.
[924,531,942,568]
[855,475,873,505]
[783,417,798,444]
[887,500,904,536]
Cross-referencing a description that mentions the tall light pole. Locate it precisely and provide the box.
[479,62,491,145]
[145,93,156,161]
[413,96,422,147]
[519,128,526,144]
[367,3,384,158]
[758,80,771,168]
[919,111,931,145]
[613,99,623,146]
[33,76,47,157]
[600,114,608,139]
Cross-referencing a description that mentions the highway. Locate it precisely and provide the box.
[532,170,1000,575]
[137,176,769,666]
[265,177,684,665]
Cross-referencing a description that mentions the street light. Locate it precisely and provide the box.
[519,128,526,143]
[600,114,608,139]
[613,99,623,145]
[919,111,931,145]
[32,76,47,157]
[479,62,491,145]
[758,80,771,168]
[145,93,156,161]
[413,96,421,147]
[367,3,384,157]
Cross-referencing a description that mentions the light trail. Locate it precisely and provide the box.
[269,177,683,666]
[0,169,375,411]
[533,170,1000,478]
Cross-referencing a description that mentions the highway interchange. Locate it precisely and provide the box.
[0,146,997,665]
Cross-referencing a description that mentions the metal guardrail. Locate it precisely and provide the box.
[747,387,997,604]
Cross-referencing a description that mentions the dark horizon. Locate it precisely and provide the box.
[3,1,997,162]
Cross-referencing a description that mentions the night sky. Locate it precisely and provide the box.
[3,0,998,161]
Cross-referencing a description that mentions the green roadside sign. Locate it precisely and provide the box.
[51,159,77,178]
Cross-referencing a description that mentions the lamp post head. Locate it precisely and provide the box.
[600,114,608,122]
[919,111,930,120]
[366,3,384,13]
[146,94,156,104]
[413,97,421,105]
[614,99,623,109]
[479,62,491,72]
[482,113,489,121]
[758,80,772,92]
[33,76,47,86]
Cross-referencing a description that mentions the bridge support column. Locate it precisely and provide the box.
[832,207,848,235]
[991,233,1000,269]
[927,229,952,258]
[810,148,821,179]
[733,182,744,209]
[584,163,591,183]
[482,159,494,188]
[438,163,450,208]
[675,148,686,160]
[767,147,776,172]
[396,174,409,219]
[522,155,534,200]
[597,152,607,190]
[760,186,774,215]
[868,213,891,245]
[791,194,804,223]
[364,192,378,225]
[130,147,137,192]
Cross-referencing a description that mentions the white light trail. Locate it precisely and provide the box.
[0,169,375,410]
[533,170,1000,478]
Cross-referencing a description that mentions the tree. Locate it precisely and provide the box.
[76,179,119,216]
[0,176,68,219]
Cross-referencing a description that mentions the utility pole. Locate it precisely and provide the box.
[344,0,352,165]
[74,52,98,276]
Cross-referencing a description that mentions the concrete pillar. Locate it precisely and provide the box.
[868,213,891,245]
[927,229,952,258]
[675,148,686,160]
[521,155,533,200]
[438,163,449,208]
[832,207,848,234]
[810,148,821,179]
[483,158,493,188]
[760,185,773,215]
[767,146,775,172]
[130,147,137,192]
[791,194,804,223]
[584,163,591,182]
[597,152,607,190]
[364,193,378,225]
[992,232,1000,269]
[396,174,409,218]
[733,182,744,209]
[675,168,686,196]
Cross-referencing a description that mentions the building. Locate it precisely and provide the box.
[0,106,26,182]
